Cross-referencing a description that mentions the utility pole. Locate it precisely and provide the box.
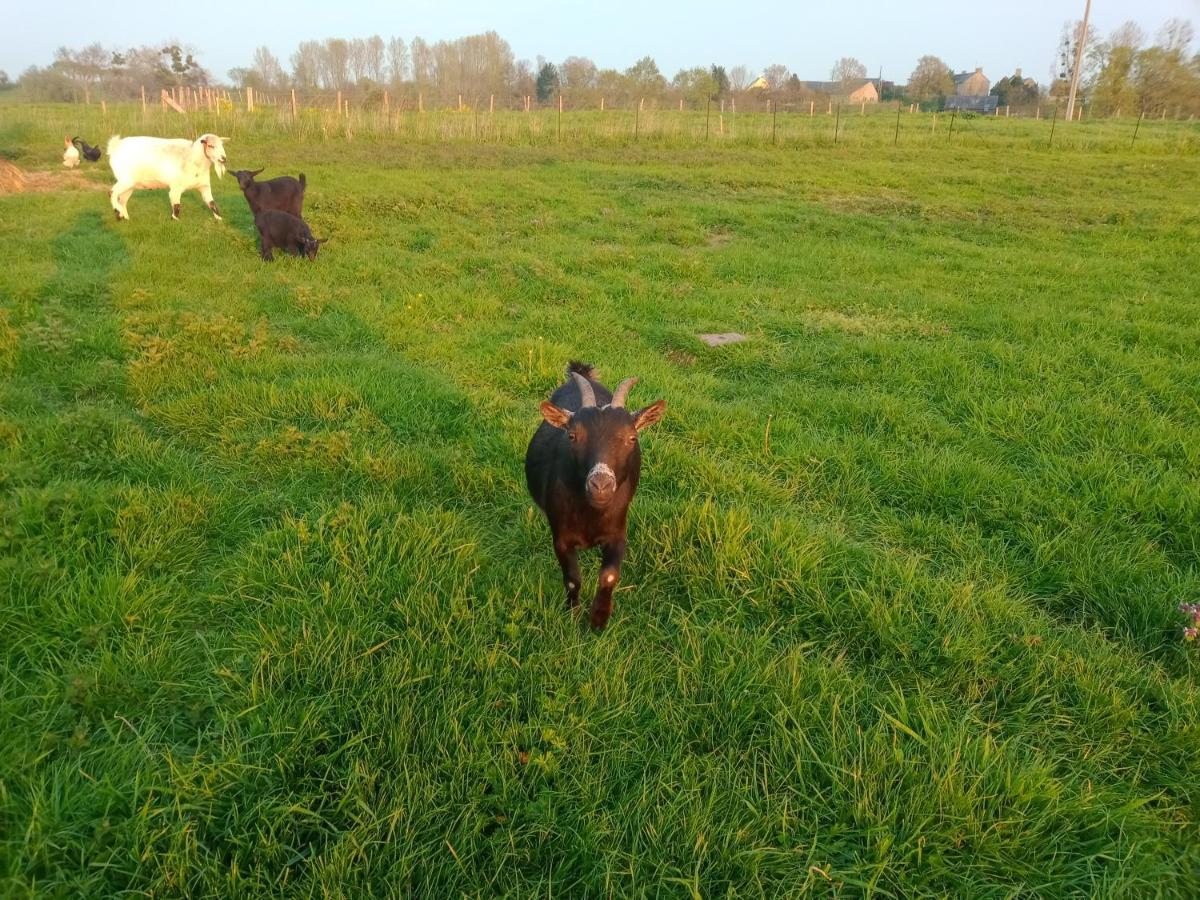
[1065,0,1092,123]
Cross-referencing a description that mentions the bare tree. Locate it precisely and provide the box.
[411,37,433,85]
[320,39,351,90]
[1157,18,1194,52]
[291,41,321,89]
[348,38,368,83]
[252,46,286,90]
[762,64,789,91]
[727,64,751,92]
[364,35,386,84]
[387,36,409,85]
[831,57,867,85]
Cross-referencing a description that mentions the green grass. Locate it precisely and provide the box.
[2,105,1200,897]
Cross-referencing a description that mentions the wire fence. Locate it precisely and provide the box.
[3,94,1198,156]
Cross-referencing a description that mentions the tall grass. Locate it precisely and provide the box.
[1,106,1199,896]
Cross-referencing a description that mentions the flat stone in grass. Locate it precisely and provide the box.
[698,332,747,347]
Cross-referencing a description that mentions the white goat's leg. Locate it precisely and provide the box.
[111,181,133,220]
[199,184,222,220]
[168,186,184,220]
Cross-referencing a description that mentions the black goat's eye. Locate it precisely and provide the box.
[567,431,577,442]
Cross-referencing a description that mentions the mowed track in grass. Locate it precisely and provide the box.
[2,117,1200,896]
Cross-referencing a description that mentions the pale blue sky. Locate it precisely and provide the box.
[3,0,1197,85]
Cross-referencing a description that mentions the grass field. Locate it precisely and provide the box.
[2,106,1200,896]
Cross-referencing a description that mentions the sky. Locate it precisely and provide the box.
[3,0,1198,85]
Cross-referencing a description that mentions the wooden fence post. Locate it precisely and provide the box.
[705,98,711,140]
[291,88,297,123]
[489,94,494,113]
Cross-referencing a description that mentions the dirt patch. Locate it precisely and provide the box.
[706,229,734,248]
[698,332,748,347]
[0,160,105,195]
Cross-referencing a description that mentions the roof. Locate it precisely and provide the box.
[944,95,999,112]
[795,79,876,94]
[953,69,987,85]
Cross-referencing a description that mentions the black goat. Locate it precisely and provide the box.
[231,168,306,217]
[525,362,665,630]
[72,136,102,162]
[254,209,327,261]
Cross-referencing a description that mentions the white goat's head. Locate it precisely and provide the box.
[197,134,229,179]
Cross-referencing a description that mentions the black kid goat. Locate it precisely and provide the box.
[254,209,327,261]
[525,362,665,630]
[231,168,306,217]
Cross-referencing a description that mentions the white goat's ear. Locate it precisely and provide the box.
[632,399,665,431]
[540,401,572,430]
[220,136,231,142]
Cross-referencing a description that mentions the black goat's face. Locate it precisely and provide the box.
[231,168,264,191]
[541,394,666,509]
[303,237,328,260]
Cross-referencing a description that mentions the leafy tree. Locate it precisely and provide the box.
[536,61,560,101]
[990,72,1039,107]
[671,66,717,104]
[1087,22,1143,114]
[560,56,598,91]
[710,65,730,97]
[908,55,954,101]
[625,56,665,92]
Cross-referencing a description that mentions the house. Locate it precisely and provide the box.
[794,79,879,103]
[953,67,990,97]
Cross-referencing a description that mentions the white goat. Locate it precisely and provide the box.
[62,136,80,168]
[107,133,229,221]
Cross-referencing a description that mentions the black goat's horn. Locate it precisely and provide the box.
[610,377,639,408]
[570,371,596,408]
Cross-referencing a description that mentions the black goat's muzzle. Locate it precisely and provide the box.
[586,464,617,508]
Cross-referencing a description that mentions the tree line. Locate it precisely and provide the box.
[9,20,1197,116]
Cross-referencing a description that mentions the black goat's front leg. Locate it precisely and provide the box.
[590,540,627,631]
[554,538,582,610]
[260,239,274,262]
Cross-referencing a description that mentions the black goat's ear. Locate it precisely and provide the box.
[540,401,572,430]
[632,399,665,431]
